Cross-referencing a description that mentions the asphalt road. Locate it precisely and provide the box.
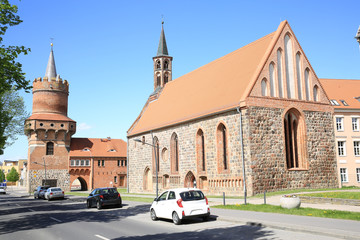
[0,192,340,240]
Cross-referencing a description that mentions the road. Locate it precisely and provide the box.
[0,192,340,240]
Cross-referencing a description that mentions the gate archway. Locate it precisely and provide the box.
[184,171,196,188]
[71,177,88,191]
[143,167,152,191]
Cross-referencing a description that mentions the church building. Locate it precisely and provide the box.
[127,21,339,196]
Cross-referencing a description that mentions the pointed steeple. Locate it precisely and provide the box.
[45,43,57,79]
[157,21,169,56]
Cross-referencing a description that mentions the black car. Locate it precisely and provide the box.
[34,186,50,199]
[87,187,122,210]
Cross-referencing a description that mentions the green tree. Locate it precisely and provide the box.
[0,169,5,183]
[6,166,19,182]
[0,89,28,154]
[0,0,31,155]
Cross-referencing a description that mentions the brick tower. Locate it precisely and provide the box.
[25,44,76,193]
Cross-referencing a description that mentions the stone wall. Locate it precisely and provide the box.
[28,169,70,192]
[128,109,247,196]
[247,106,338,195]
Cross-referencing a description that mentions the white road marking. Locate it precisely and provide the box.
[95,234,110,240]
[28,209,35,212]
[50,217,62,223]
[15,204,20,206]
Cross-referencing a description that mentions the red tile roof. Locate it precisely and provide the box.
[319,79,360,109]
[128,21,288,136]
[27,113,75,122]
[69,138,127,157]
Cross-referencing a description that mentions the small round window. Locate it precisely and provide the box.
[40,123,43,127]
[50,123,54,127]
[61,124,64,127]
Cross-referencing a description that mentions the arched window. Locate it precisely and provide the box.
[156,60,161,69]
[304,68,310,101]
[46,142,54,155]
[277,49,284,98]
[313,85,319,101]
[196,129,206,173]
[284,34,295,99]
[269,62,276,97]
[261,78,268,96]
[296,52,303,100]
[164,60,169,69]
[156,74,161,87]
[164,73,168,84]
[152,137,160,173]
[284,109,307,169]
[216,123,228,172]
[170,133,179,174]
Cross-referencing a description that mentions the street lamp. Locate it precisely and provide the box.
[355,26,360,47]
[83,148,93,190]
[33,158,47,186]
[134,136,159,198]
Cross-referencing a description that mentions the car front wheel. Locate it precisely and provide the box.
[172,212,181,225]
[96,201,102,210]
[150,209,158,221]
[87,200,91,208]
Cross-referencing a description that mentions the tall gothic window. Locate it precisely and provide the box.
[277,49,284,98]
[296,52,303,100]
[217,123,228,172]
[304,68,310,101]
[156,60,161,69]
[269,62,276,97]
[284,109,307,169]
[196,129,206,172]
[46,142,54,155]
[284,34,295,98]
[170,133,179,173]
[152,137,160,173]
[164,60,169,69]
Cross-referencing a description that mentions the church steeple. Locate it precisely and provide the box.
[157,21,169,56]
[153,21,173,91]
[45,43,57,79]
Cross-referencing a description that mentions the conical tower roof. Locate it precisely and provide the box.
[157,22,169,56]
[45,43,57,79]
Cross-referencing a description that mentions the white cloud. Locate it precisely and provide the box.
[77,123,93,131]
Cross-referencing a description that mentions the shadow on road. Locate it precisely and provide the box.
[0,202,151,235]
[112,225,275,240]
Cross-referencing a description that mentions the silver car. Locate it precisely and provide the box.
[44,187,65,200]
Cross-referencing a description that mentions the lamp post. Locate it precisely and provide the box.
[134,136,159,198]
[83,148,93,190]
[34,158,47,185]
[355,26,360,47]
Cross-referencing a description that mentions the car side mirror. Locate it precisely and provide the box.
[154,197,158,202]
[89,193,93,196]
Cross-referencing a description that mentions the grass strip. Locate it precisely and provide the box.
[213,204,360,221]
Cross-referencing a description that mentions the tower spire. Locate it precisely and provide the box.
[45,42,57,79]
[157,21,169,56]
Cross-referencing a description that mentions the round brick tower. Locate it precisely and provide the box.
[25,44,76,193]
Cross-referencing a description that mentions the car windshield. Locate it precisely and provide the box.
[51,188,62,191]
[180,190,205,201]
[100,188,118,194]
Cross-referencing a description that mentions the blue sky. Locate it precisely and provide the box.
[1,0,359,162]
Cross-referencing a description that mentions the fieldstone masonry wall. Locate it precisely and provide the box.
[247,106,338,195]
[129,106,338,196]
[28,169,70,192]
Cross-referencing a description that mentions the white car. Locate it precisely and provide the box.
[150,188,210,225]
[0,186,6,194]
[44,187,65,200]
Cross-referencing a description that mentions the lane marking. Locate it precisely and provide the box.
[95,235,110,240]
[50,217,62,223]
[28,209,35,212]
